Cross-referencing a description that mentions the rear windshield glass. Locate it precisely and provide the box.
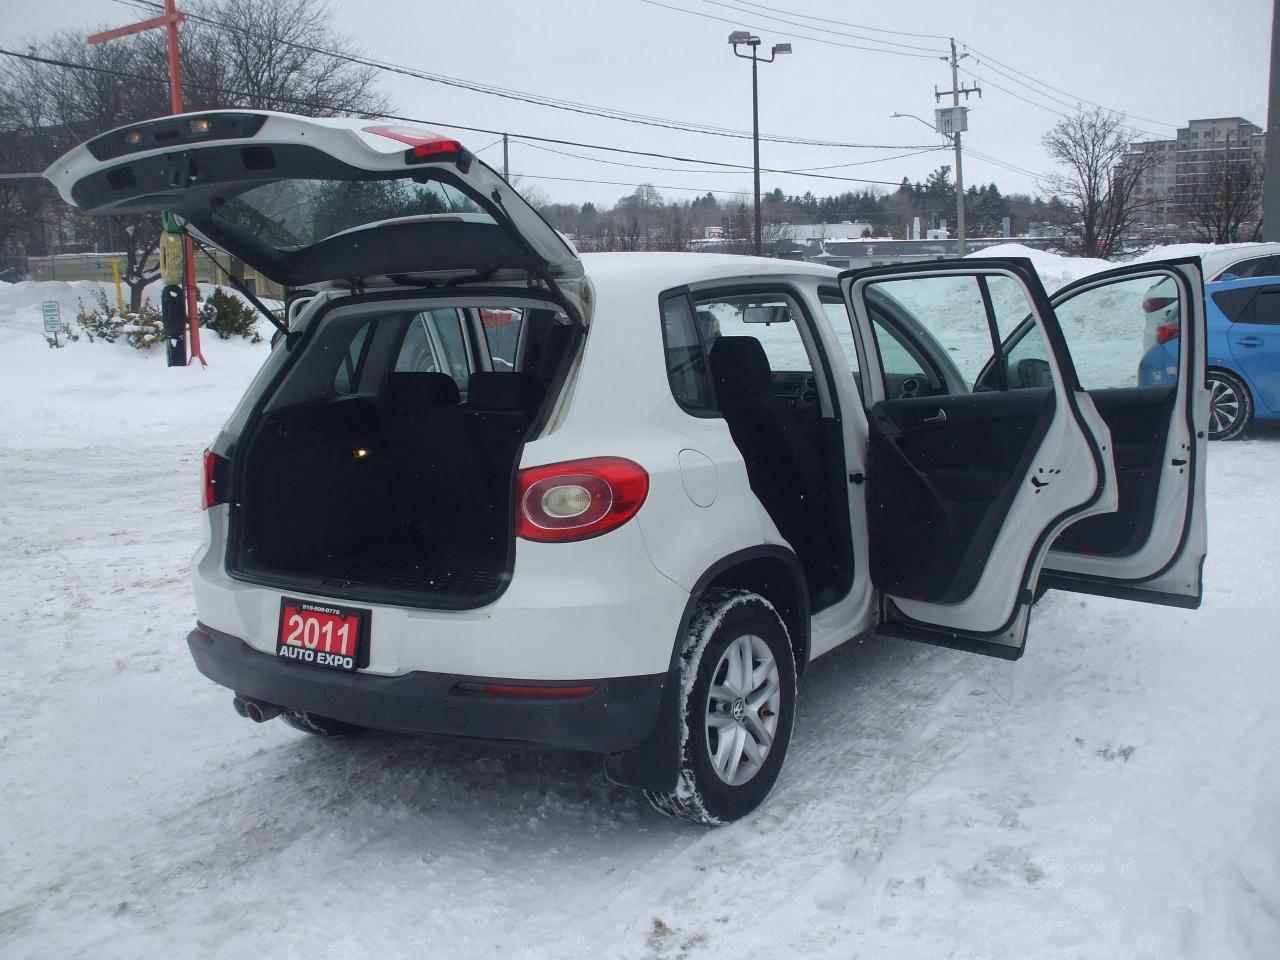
[218,178,495,248]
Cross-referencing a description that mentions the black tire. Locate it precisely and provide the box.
[1207,368,1253,441]
[280,710,363,738]
[644,589,797,825]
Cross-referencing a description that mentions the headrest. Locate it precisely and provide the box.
[386,371,460,407]
[467,371,545,412]
[534,322,575,384]
[709,336,772,397]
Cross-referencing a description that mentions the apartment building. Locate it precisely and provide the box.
[1130,117,1266,226]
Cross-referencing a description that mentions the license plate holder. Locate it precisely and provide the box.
[276,598,370,672]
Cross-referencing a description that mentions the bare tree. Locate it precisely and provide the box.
[507,176,550,212]
[181,0,387,117]
[1,0,388,306]
[1186,141,1264,242]
[1041,106,1159,258]
[657,205,691,252]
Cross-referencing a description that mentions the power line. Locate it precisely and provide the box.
[961,41,1180,129]
[964,147,1046,182]
[108,0,934,149]
[0,47,912,187]
[658,0,1178,136]
[635,0,945,59]
[961,62,1165,139]
[716,0,951,41]
[958,66,1076,123]
[688,0,947,53]
[510,173,753,195]
[511,137,946,177]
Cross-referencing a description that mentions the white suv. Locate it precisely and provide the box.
[48,112,1210,824]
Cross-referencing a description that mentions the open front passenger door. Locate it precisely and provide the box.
[839,259,1118,659]
[1032,260,1207,606]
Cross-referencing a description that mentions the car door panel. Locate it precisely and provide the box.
[1051,386,1175,557]
[868,388,1055,605]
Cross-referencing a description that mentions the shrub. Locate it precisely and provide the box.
[201,286,263,342]
[75,289,165,349]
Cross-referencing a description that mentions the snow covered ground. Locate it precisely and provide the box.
[1,267,1277,959]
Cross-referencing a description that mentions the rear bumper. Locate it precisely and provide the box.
[187,623,668,754]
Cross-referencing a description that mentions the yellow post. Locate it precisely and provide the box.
[112,260,126,312]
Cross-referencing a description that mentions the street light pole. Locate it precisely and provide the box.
[751,49,760,256]
[730,32,790,257]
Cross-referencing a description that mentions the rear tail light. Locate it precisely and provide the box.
[1155,320,1181,344]
[1143,295,1176,313]
[202,449,230,509]
[362,124,468,168]
[517,457,649,543]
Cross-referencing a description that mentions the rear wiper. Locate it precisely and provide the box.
[189,236,290,339]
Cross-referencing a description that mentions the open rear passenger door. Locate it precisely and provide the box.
[1030,260,1207,607]
[839,259,1118,659]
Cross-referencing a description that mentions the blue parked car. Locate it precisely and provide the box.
[1141,271,1280,439]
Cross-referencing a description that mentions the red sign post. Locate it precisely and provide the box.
[89,0,206,367]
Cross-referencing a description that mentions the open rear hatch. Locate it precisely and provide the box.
[47,111,588,609]
[44,110,582,288]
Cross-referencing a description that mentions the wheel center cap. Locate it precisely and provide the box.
[731,697,746,722]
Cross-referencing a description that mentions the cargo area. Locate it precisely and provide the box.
[227,296,578,608]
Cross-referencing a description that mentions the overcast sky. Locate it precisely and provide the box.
[9,0,1275,209]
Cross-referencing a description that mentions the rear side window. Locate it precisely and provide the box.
[661,295,716,412]
[1212,287,1257,322]
[480,308,525,370]
[858,274,1049,396]
[1223,255,1280,280]
[395,308,472,397]
[334,319,374,395]
[696,295,813,374]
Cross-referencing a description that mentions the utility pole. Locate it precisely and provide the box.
[89,0,205,367]
[502,133,510,181]
[1264,0,1279,241]
[934,39,981,256]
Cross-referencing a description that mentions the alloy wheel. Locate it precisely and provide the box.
[1209,376,1242,437]
[704,634,781,787]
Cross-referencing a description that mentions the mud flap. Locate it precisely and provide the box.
[603,670,680,792]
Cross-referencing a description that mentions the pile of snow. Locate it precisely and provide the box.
[966,240,1271,292]
[966,242,1114,292]
[0,280,272,449]
[0,279,280,336]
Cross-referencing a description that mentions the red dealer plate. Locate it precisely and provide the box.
[276,598,369,673]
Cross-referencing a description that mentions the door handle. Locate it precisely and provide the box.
[1236,336,1264,347]
[919,408,947,424]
